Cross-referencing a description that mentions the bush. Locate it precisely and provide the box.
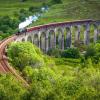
[47,48,61,58]
[51,0,62,4]
[23,65,100,100]
[76,86,99,100]
[95,43,100,52]
[85,45,96,59]
[61,48,80,58]
[23,66,58,100]
[84,43,100,64]
[0,74,26,100]
[7,42,44,70]
[0,36,2,40]
[29,6,40,13]
[0,16,19,34]
[20,0,27,2]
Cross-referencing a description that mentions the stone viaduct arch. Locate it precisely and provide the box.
[40,32,46,52]
[48,30,56,50]
[27,36,32,43]
[33,34,39,47]
[15,20,100,52]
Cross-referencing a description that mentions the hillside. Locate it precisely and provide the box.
[32,0,100,26]
[0,0,48,16]
[0,0,99,23]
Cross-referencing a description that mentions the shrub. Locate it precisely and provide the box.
[23,66,58,100]
[29,6,40,13]
[84,43,100,64]
[0,36,2,40]
[76,86,99,100]
[0,16,18,34]
[74,40,87,52]
[95,43,100,52]
[85,45,96,59]
[61,48,80,58]
[20,0,27,2]
[0,74,26,100]
[7,42,44,70]
[51,0,62,4]
[47,48,61,58]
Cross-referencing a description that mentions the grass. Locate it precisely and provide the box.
[53,57,81,67]
[0,0,48,16]
[0,0,99,23]
[0,0,99,20]
[30,0,100,26]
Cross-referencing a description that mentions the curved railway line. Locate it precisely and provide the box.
[0,35,28,87]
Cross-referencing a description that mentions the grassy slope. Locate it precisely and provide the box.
[31,0,100,26]
[0,0,48,16]
[0,0,99,23]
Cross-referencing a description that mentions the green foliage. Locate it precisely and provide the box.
[85,45,96,59]
[0,0,47,16]
[0,74,26,100]
[95,43,100,52]
[22,63,100,100]
[75,66,100,100]
[7,42,44,70]
[0,36,2,40]
[47,48,80,59]
[61,48,80,58]
[0,33,11,40]
[51,0,62,4]
[20,0,27,2]
[6,42,100,100]
[18,9,30,21]
[0,0,48,35]
[47,48,61,57]
[0,16,19,34]
[76,86,99,100]
[54,58,80,67]
[31,0,100,26]
[23,66,57,100]
[85,43,100,64]
[29,6,40,13]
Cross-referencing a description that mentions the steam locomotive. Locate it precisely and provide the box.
[16,28,27,35]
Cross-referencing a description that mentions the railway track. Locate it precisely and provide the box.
[0,35,29,87]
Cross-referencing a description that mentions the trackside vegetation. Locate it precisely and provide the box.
[4,41,100,100]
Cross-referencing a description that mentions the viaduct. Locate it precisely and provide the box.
[15,20,100,52]
[0,19,100,85]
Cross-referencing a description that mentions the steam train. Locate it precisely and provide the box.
[16,28,27,35]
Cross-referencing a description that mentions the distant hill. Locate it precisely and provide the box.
[0,0,48,16]
[0,0,99,25]
[32,0,100,26]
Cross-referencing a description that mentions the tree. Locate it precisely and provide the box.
[85,45,96,59]
[85,43,100,64]
[0,16,18,34]
[0,74,26,100]
[20,0,27,2]
[23,66,57,100]
[51,0,62,4]
[7,42,44,70]
[61,48,80,58]
[29,6,40,13]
